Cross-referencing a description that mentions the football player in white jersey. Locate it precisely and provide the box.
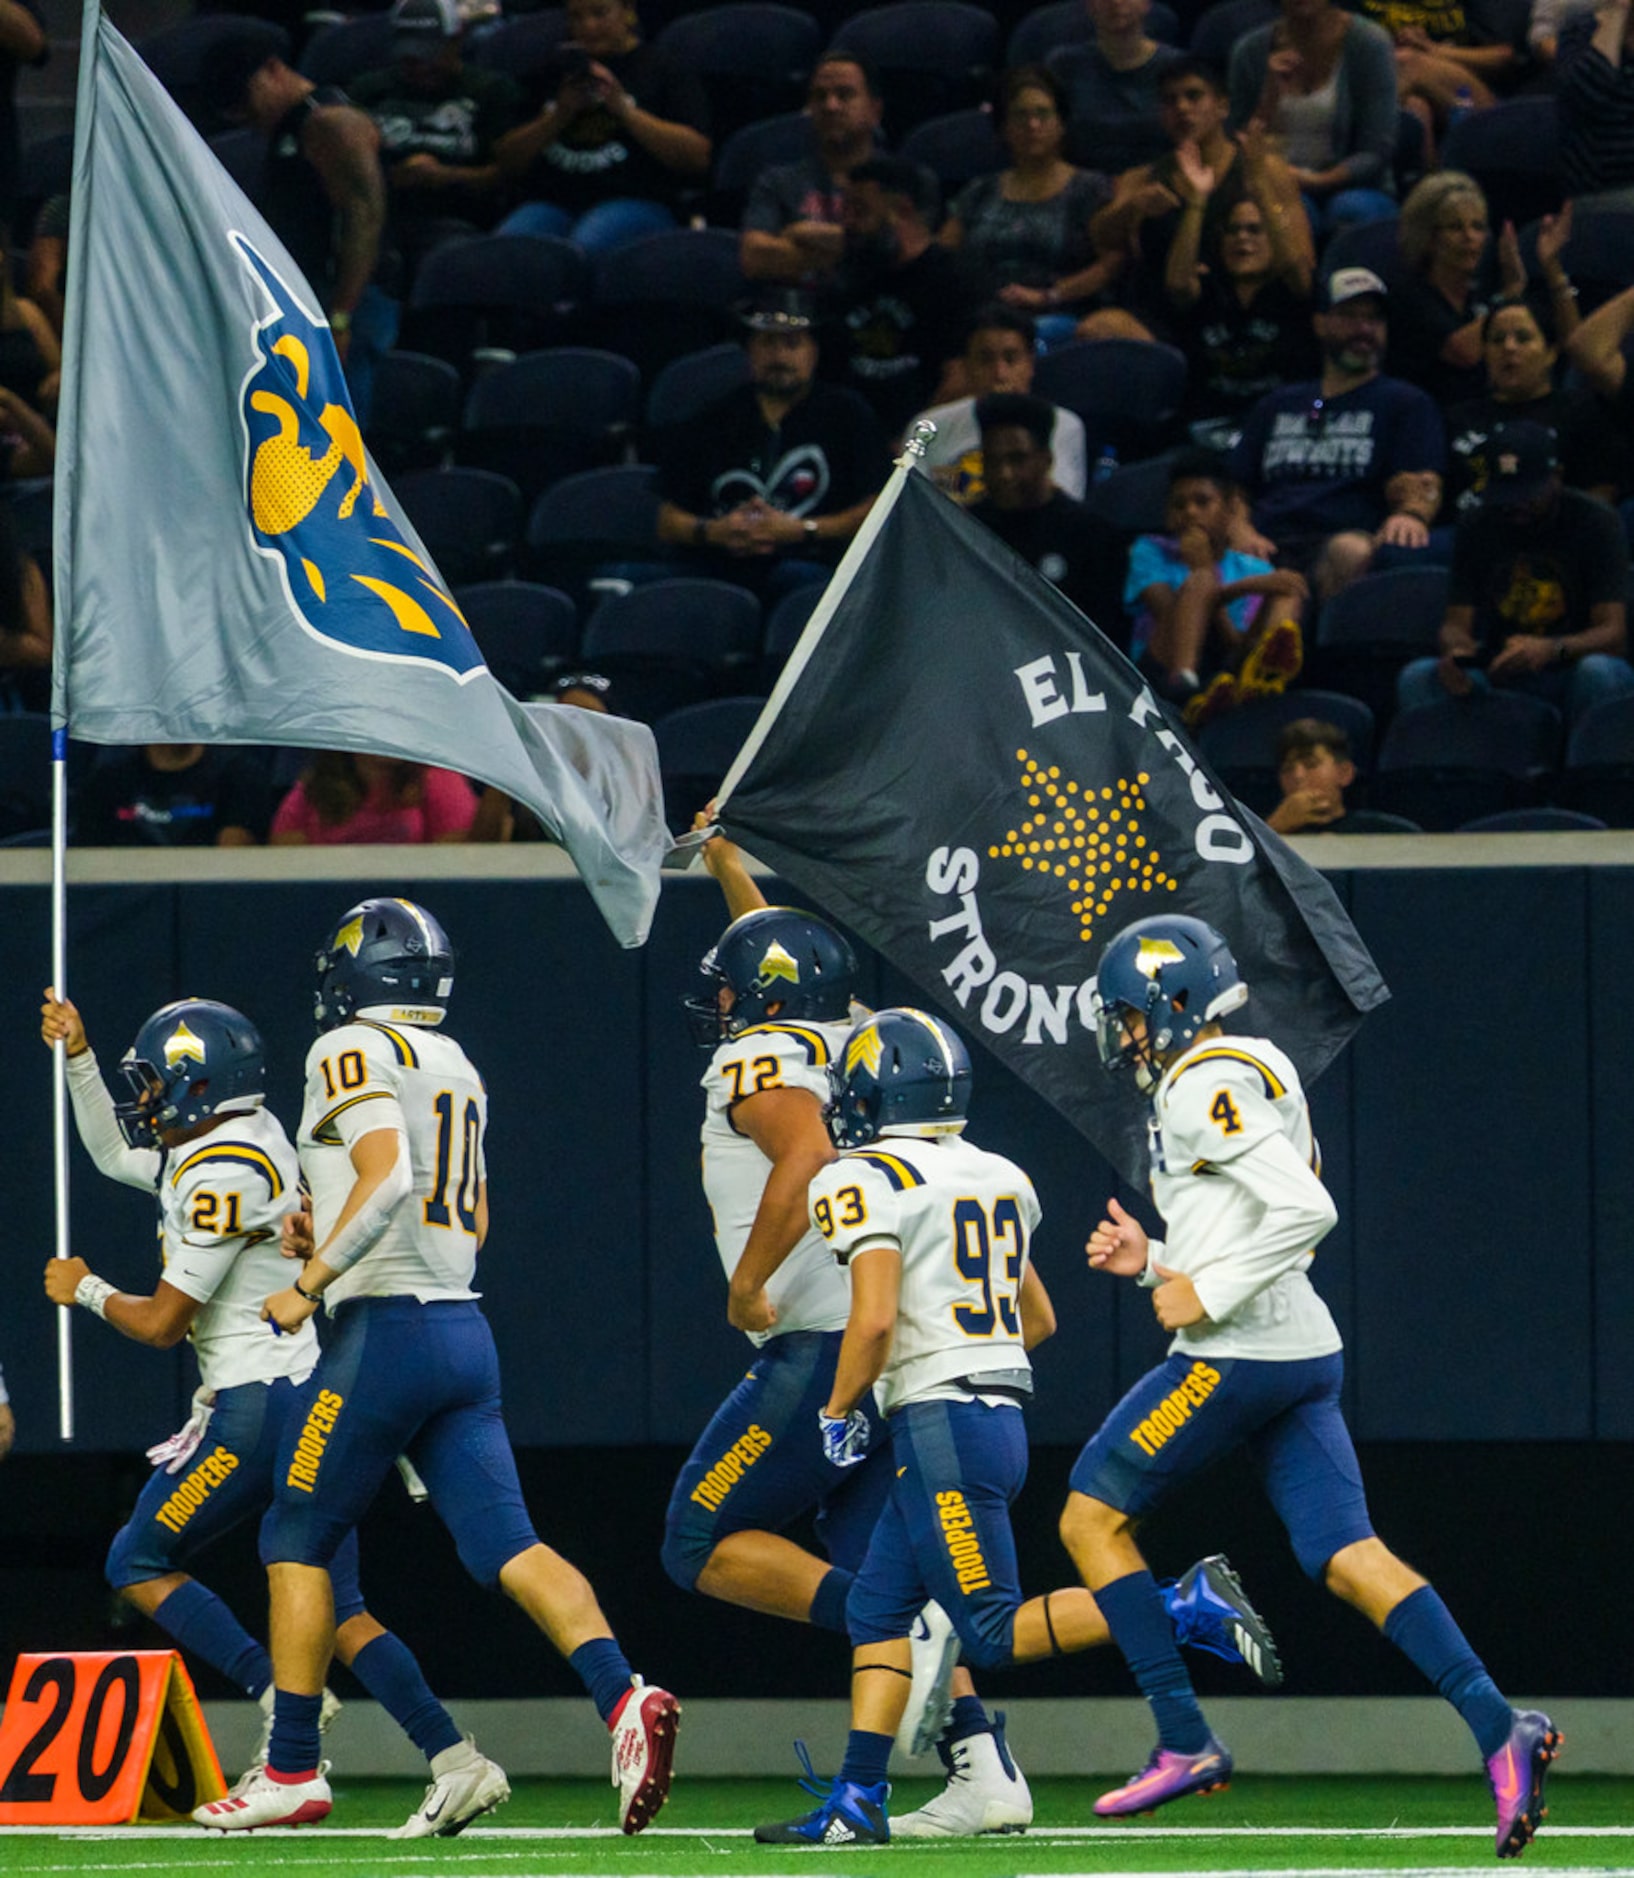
[204,900,678,1838]
[760,1008,1155,1846]
[40,991,478,1822]
[1063,915,1559,1855]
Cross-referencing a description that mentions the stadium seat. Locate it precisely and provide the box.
[468,10,570,82]
[5,478,53,558]
[366,350,463,475]
[1032,338,1187,457]
[524,463,668,604]
[393,466,525,585]
[590,229,746,378]
[653,695,769,827]
[1008,0,1178,62]
[1372,691,1562,830]
[1197,690,1377,819]
[899,108,1007,189]
[1324,809,1423,833]
[1557,693,1634,826]
[402,234,589,373]
[580,578,763,720]
[457,348,641,503]
[655,5,822,143]
[300,14,394,84]
[0,712,52,842]
[1084,449,1180,536]
[830,2,1000,135]
[646,342,753,431]
[454,580,579,696]
[1320,214,1400,285]
[1520,204,1634,315]
[709,110,819,224]
[1393,109,1428,199]
[1458,806,1607,832]
[1187,0,1277,68]
[1440,98,1563,231]
[1312,564,1448,725]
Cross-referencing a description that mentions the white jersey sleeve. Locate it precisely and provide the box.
[808,1156,903,1266]
[66,1050,160,1190]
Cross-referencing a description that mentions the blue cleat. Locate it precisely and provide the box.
[1164,1553,1283,1687]
[1487,1709,1561,1859]
[755,1742,889,1846]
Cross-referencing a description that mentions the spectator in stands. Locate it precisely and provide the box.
[740,51,885,286]
[1124,449,1307,722]
[937,66,1114,344]
[1082,62,1310,343]
[1528,0,1599,66]
[349,0,525,281]
[968,391,1127,636]
[1048,0,1184,179]
[270,751,477,843]
[654,287,891,599]
[1265,717,1361,832]
[1389,172,1531,406]
[1354,0,1521,153]
[0,236,58,414]
[1227,265,1447,597]
[205,44,394,428]
[1399,420,1633,724]
[0,0,47,230]
[1566,277,1634,414]
[22,190,66,339]
[75,745,271,847]
[0,379,51,482]
[910,304,1089,501]
[494,0,710,252]
[1228,0,1398,235]
[1443,283,1625,519]
[0,1360,11,1461]
[0,490,48,711]
[1556,0,1634,203]
[1165,159,1317,449]
[826,156,982,438]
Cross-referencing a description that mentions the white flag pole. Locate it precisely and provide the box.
[49,732,73,1442]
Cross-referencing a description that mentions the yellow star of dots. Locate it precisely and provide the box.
[990,751,1179,943]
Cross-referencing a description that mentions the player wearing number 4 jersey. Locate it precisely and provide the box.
[38,991,475,1827]
[1064,915,1559,1857]
[199,899,678,1837]
[758,1008,1277,1848]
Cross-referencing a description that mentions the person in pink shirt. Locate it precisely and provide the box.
[270,752,477,844]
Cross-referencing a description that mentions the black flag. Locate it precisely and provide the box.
[717,464,1389,1180]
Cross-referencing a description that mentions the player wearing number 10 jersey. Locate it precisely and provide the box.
[227,899,679,1838]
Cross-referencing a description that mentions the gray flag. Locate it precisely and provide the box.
[50,6,665,945]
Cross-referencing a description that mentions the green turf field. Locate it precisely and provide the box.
[1,1777,1629,1876]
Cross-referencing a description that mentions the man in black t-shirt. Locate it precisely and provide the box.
[75,745,271,846]
[655,287,891,600]
[1399,420,1634,725]
[967,392,1127,643]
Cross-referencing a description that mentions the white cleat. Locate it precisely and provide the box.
[389,1736,511,1838]
[610,1674,681,1834]
[193,1762,332,1831]
[891,1715,1032,1838]
[896,1600,961,1757]
[232,1684,342,1797]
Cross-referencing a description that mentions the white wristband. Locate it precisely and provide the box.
[75,1273,117,1319]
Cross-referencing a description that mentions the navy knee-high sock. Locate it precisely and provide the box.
[1095,1570,1211,1754]
[148,1580,269,1697]
[348,1631,462,1761]
[1384,1585,1512,1759]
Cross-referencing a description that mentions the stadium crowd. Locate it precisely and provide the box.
[3,0,1634,838]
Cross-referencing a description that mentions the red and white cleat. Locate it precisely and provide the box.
[609,1676,680,1834]
[193,1763,332,1831]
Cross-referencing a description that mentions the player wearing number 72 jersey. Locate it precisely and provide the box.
[221,899,679,1837]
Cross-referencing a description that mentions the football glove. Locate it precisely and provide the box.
[818,1407,871,1469]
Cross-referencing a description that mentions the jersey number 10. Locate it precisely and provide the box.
[425,1092,480,1233]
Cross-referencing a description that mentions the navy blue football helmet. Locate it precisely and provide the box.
[1092,915,1248,1090]
[115,999,266,1149]
[832,1007,972,1149]
[314,898,454,1031]
[687,906,857,1043]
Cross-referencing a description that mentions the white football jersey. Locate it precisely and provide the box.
[299,1019,486,1305]
[64,1052,316,1391]
[699,1018,855,1345]
[1146,1033,1341,1362]
[809,1132,1041,1416]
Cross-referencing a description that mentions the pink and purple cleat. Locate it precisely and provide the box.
[1487,1709,1562,1859]
[1094,1736,1233,1818]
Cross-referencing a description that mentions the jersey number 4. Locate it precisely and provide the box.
[952,1197,1025,1338]
[425,1091,480,1232]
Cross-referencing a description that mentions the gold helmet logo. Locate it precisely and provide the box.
[989,750,1179,947]
[846,1022,885,1077]
[1135,936,1186,978]
[163,1021,207,1069]
[334,914,365,957]
[759,940,801,985]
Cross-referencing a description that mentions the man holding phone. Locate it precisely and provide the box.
[1398,419,1633,727]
